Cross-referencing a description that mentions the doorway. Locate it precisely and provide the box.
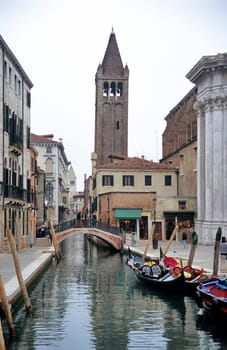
[139,216,148,240]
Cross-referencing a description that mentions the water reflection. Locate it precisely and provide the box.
[5,233,227,350]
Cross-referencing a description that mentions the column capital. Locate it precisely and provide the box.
[194,95,227,112]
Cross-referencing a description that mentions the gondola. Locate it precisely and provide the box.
[126,258,185,292]
[196,278,227,317]
[126,247,212,295]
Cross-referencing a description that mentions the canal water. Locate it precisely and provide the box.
[5,233,227,350]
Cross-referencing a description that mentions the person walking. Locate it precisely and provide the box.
[182,231,188,248]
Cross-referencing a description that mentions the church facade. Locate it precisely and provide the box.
[187,53,227,242]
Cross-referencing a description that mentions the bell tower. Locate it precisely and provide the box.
[94,29,129,166]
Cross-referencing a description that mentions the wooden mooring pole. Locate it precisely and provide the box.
[0,318,6,350]
[213,227,222,275]
[0,275,15,337]
[49,221,62,261]
[187,232,198,266]
[163,225,178,257]
[7,229,32,314]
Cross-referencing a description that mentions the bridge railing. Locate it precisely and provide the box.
[94,221,122,236]
[54,219,77,233]
[53,218,122,237]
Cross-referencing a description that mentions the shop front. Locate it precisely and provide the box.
[164,211,195,240]
[115,208,145,243]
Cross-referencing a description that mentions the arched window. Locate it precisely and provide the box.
[116,121,120,130]
[110,82,116,96]
[103,82,108,96]
[117,82,123,96]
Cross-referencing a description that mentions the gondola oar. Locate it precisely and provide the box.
[143,224,155,260]
[213,227,222,275]
[187,232,198,266]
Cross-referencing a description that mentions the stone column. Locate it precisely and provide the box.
[196,109,205,221]
[187,53,227,243]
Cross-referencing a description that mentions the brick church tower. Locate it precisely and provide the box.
[94,29,129,166]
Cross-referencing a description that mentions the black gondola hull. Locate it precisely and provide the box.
[133,270,185,293]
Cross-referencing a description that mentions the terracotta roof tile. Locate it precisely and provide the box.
[30,133,58,144]
[98,157,175,170]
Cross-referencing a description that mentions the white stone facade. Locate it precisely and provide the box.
[68,165,77,216]
[187,53,227,242]
[30,134,71,224]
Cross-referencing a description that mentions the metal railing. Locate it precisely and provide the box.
[54,219,122,236]
[93,221,122,236]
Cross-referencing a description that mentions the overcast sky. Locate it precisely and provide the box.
[1,0,227,190]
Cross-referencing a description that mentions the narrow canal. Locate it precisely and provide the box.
[5,233,227,349]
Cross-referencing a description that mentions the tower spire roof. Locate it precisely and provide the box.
[102,31,124,75]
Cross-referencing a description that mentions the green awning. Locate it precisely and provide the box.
[114,209,141,219]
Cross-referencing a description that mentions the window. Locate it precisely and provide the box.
[110,82,116,96]
[117,82,123,96]
[178,201,186,210]
[165,175,172,186]
[9,67,12,84]
[14,75,17,91]
[46,182,53,202]
[27,126,30,148]
[18,80,21,96]
[12,171,17,186]
[123,175,134,186]
[145,175,152,186]
[18,174,23,188]
[4,61,7,79]
[46,158,53,173]
[103,82,108,96]
[46,145,52,153]
[26,91,31,108]
[3,104,10,132]
[102,175,114,186]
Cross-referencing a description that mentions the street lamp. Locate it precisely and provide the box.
[152,197,157,224]
[152,197,158,249]
[44,199,48,222]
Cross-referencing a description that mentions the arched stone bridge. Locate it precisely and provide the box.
[55,227,123,251]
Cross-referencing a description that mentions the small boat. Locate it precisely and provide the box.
[196,278,227,317]
[182,265,213,295]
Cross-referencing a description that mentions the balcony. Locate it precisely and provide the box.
[4,185,27,201]
[9,144,22,156]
